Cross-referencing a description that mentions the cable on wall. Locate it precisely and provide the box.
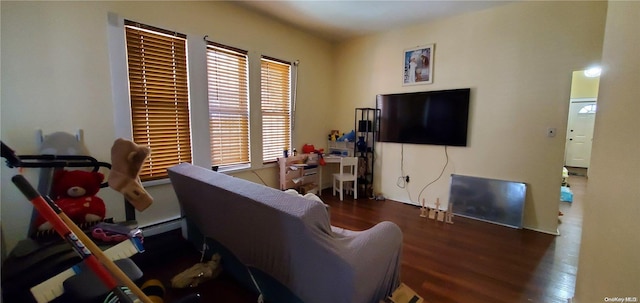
[417,145,449,204]
[252,170,268,186]
[397,144,407,189]
[291,60,299,132]
[396,144,416,203]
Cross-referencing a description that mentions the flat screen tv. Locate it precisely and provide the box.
[376,88,470,146]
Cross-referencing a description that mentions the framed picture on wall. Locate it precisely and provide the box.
[403,44,434,85]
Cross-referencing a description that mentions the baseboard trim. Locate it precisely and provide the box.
[364,199,562,235]
[141,218,183,237]
[523,226,560,236]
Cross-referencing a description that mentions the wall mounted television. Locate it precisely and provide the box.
[376,88,471,146]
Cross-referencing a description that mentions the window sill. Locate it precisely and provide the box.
[221,162,277,174]
[140,163,278,188]
[141,178,172,187]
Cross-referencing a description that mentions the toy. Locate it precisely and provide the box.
[329,130,340,141]
[302,144,315,154]
[389,283,423,303]
[419,198,454,224]
[91,222,142,243]
[337,130,356,142]
[34,169,106,231]
[140,279,165,303]
[305,147,326,166]
[316,149,326,166]
[108,138,153,211]
[170,253,222,288]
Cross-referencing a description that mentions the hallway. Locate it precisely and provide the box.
[556,168,587,300]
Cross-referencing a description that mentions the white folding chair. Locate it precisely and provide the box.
[332,157,358,201]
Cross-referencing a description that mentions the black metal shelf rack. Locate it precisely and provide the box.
[354,108,380,199]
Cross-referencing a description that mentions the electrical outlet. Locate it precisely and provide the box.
[405,176,410,183]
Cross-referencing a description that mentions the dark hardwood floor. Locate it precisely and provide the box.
[139,176,585,303]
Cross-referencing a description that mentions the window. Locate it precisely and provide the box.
[206,42,250,169]
[124,21,191,181]
[578,104,597,114]
[261,56,292,163]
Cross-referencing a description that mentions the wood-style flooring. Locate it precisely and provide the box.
[139,175,585,303]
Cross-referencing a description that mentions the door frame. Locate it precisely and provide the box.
[564,97,597,170]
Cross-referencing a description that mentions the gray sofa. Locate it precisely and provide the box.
[167,163,403,303]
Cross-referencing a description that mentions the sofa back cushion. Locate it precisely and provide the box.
[167,163,351,296]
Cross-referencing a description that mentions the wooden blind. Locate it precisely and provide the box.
[261,57,291,163]
[206,42,250,168]
[124,21,191,181]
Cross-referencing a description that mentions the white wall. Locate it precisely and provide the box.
[333,1,607,234]
[574,1,640,301]
[0,1,334,253]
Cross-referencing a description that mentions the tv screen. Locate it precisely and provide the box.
[376,88,470,146]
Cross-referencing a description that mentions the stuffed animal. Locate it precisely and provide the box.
[302,144,315,154]
[108,138,153,212]
[34,170,106,231]
[170,253,222,288]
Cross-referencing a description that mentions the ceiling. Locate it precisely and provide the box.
[233,1,516,42]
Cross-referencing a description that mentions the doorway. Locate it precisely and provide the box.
[565,99,597,168]
[557,69,600,300]
[564,70,600,172]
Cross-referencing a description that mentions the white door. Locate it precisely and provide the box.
[565,101,597,168]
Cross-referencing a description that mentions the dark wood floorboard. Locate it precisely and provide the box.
[139,176,585,303]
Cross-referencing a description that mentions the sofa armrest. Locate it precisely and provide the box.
[333,221,403,303]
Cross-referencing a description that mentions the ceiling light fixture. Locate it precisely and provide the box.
[584,67,602,78]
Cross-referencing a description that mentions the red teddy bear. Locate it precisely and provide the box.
[34,170,106,231]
